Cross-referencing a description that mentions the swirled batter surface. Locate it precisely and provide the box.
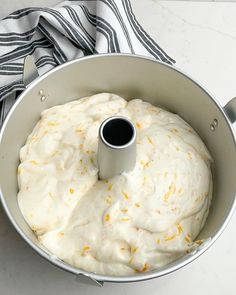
[18,93,212,276]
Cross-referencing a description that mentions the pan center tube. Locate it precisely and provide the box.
[98,116,136,180]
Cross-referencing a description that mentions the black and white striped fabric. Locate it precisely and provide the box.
[0,0,174,126]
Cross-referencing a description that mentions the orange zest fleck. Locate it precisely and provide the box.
[122,191,129,200]
[165,234,176,241]
[135,202,141,208]
[69,188,75,194]
[81,245,90,256]
[156,239,161,245]
[30,160,38,165]
[136,263,148,273]
[163,191,171,203]
[184,237,191,243]
[147,136,153,145]
[163,183,176,203]
[128,258,133,265]
[177,224,183,235]
[83,246,90,251]
[105,195,112,204]
[131,246,138,253]
[195,240,203,246]
[120,218,130,222]
[75,128,83,133]
[58,232,64,236]
[107,183,113,191]
[47,122,57,126]
[31,226,37,233]
[140,160,149,168]
[184,234,192,243]
[121,208,128,213]
[104,214,110,222]
[48,192,53,198]
[136,122,141,129]
[178,187,183,194]
[142,263,148,272]
[169,183,176,193]
[188,152,192,160]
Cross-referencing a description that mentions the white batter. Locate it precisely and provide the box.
[17,93,212,276]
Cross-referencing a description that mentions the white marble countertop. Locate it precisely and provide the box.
[0,1,236,294]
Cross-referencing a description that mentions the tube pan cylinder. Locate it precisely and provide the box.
[98,116,136,180]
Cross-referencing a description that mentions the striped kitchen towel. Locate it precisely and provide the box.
[0,0,174,126]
